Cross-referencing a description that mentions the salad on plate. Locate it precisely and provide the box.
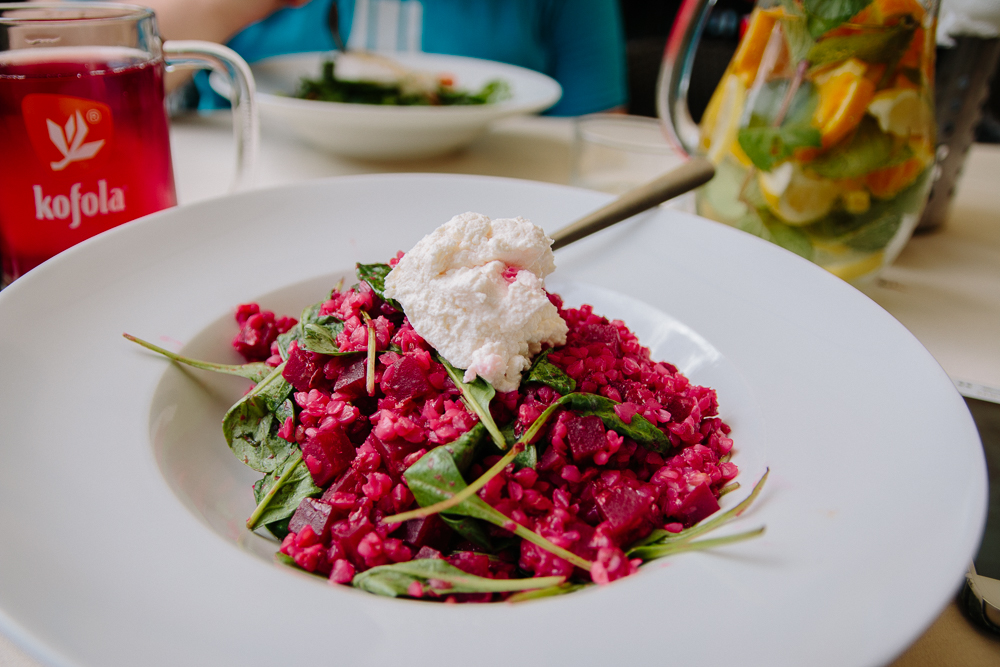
[295,51,511,106]
[127,212,765,602]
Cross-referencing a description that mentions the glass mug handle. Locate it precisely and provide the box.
[162,41,259,192]
[656,0,716,156]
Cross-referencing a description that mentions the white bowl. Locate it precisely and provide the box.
[0,174,986,667]
[213,52,562,160]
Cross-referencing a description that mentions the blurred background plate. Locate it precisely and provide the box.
[212,52,562,160]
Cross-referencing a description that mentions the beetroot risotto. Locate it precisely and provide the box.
[127,258,766,602]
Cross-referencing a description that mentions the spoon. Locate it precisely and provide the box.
[550,156,715,250]
[327,3,348,53]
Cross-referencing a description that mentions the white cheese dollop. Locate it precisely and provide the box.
[333,52,440,97]
[383,212,568,393]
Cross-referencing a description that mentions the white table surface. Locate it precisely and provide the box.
[2,111,999,667]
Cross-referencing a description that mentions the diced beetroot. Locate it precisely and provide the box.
[334,356,367,394]
[566,414,607,462]
[664,394,695,423]
[233,307,278,361]
[596,485,650,538]
[366,432,423,481]
[414,546,443,560]
[288,497,335,538]
[302,426,355,486]
[322,466,364,499]
[448,551,491,577]
[403,514,453,552]
[675,481,720,525]
[283,344,325,392]
[578,323,620,354]
[329,514,374,569]
[380,355,431,401]
[567,520,599,561]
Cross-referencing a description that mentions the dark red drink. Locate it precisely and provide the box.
[0,46,176,283]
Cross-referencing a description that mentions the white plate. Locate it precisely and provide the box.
[0,175,986,667]
[212,52,562,160]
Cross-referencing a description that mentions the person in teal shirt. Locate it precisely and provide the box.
[184,0,627,116]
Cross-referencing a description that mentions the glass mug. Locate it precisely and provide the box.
[659,0,937,283]
[0,2,257,285]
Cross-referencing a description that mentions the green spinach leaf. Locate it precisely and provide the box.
[274,301,346,359]
[506,582,591,603]
[438,356,507,451]
[627,470,770,560]
[559,393,673,453]
[248,453,321,530]
[356,262,402,310]
[299,321,357,356]
[352,559,565,597]
[123,334,272,383]
[400,437,591,570]
[524,349,576,395]
[222,364,297,473]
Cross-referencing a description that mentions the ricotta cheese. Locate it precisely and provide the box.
[383,212,568,393]
[333,52,440,97]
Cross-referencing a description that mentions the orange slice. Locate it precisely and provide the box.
[814,62,877,149]
[732,9,782,86]
[866,158,923,198]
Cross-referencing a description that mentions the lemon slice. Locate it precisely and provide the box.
[825,251,885,282]
[813,58,867,86]
[700,73,746,165]
[759,163,840,225]
[867,89,931,138]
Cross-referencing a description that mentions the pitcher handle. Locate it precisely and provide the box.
[163,41,259,193]
[656,0,718,157]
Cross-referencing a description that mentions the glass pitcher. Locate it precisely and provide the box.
[659,0,938,283]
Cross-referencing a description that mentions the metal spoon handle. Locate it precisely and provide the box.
[550,157,715,251]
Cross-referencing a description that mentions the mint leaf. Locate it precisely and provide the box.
[802,0,873,38]
[780,15,816,62]
[807,18,917,68]
[738,124,822,172]
[808,116,911,179]
[761,213,816,260]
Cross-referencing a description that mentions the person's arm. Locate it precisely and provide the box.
[140,0,311,42]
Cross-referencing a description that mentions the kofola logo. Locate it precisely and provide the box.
[22,95,125,228]
[22,94,113,171]
[33,180,125,230]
